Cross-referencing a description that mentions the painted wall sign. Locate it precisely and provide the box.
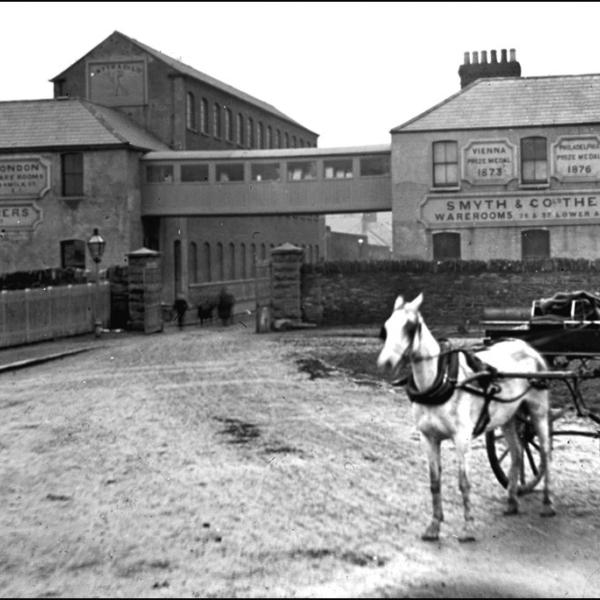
[0,157,50,198]
[462,140,516,184]
[0,202,42,230]
[420,191,600,228]
[87,59,146,106]
[553,136,600,179]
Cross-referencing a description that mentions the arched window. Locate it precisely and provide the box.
[203,242,212,282]
[257,122,264,149]
[240,243,247,278]
[521,137,548,184]
[174,240,182,295]
[229,242,236,279]
[237,114,244,146]
[522,229,550,260]
[217,242,224,280]
[432,232,461,260]
[266,126,272,149]
[251,243,257,276]
[200,97,209,134]
[225,108,233,141]
[213,103,221,138]
[186,92,197,130]
[189,242,198,283]
[260,243,266,260]
[284,132,289,148]
[248,117,254,148]
[276,129,281,148]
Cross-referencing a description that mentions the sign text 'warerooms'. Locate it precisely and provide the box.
[420,192,600,228]
[0,157,50,198]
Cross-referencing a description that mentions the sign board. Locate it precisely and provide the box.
[462,140,516,185]
[87,58,147,106]
[553,136,600,179]
[0,156,50,198]
[420,191,600,228]
[0,201,42,230]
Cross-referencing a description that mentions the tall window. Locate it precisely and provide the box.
[248,117,254,148]
[225,108,233,141]
[257,122,264,149]
[217,242,224,280]
[213,103,221,138]
[229,242,236,279]
[433,232,461,260]
[186,92,197,130]
[522,229,550,259]
[200,97,209,134]
[237,114,244,146]
[266,126,272,149]
[203,242,212,281]
[276,129,281,148]
[189,242,198,283]
[240,243,247,278]
[521,137,548,184]
[284,132,290,148]
[60,239,86,268]
[61,153,84,196]
[432,141,458,187]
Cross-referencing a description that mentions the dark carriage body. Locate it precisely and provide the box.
[482,291,600,358]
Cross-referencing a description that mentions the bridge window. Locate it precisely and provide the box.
[186,92,197,131]
[146,165,173,183]
[181,164,209,182]
[251,163,280,182]
[200,98,209,134]
[225,108,233,142]
[521,137,548,185]
[216,163,244,182]
[287,160,317,181]
[324,158,353,179]
[522,229,550,259]
[433,232,461,260]
[360,155,390,176]
[432,141,458,187]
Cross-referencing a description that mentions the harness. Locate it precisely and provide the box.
[402,339,543,437]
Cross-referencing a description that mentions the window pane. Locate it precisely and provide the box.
[146,165,173,183]
[324,158,353,179]
[251,163,280,181]
[287,161,317,181]
[433,164,447,185]
[360,155,390,176]
[536,160,548,181]
[445,164,458,185]
[433,142,446,162]
[216,163,244,182]
[445,142,458,162]
[181,164,209,182]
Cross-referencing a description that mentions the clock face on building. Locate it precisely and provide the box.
[87,59,146,106]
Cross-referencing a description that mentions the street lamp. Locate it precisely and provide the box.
[87,228,106,338]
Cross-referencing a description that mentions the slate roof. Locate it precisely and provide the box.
[392,74,600,133]
[0,98,169,151]
[52,31,318,136]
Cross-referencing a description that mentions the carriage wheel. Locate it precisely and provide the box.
[485,409,552,495]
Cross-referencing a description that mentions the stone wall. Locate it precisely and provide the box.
[301,259,600,328]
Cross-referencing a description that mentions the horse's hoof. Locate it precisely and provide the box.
[540,505,556,518]
[458,529,476,543]
[421,523,440,541]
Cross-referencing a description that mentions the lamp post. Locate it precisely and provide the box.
[87,228,106,338]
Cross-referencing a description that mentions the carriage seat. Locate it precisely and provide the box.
[534,290,600,321]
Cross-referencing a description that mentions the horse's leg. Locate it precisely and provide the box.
[502,418,521,515]
[455,433,476,542]
[528,397,556,517]
[421,434,444,541]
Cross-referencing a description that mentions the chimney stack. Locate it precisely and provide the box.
[459,48,522,88]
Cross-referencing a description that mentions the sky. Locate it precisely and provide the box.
[3,1,600,148]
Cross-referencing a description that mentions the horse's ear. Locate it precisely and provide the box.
[393,295,405,311]
[408,292,424,312]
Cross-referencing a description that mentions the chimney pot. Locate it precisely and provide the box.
[510,48,516,62]
[472,51,479,64]
[501,49,507,63]
[481,50,488,64]
[491,49,498,63]
[463,51,470,65]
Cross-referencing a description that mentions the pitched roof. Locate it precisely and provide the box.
[0,98,169,151]
[392,74,600,133]
[52,30,318,136]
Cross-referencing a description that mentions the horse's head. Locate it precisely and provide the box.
[377,292,423,378]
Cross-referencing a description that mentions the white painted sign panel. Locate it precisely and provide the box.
[462,140,516,185]
[0,157,50,197]
[553,136,600,179]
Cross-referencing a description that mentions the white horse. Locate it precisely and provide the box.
[377,293,555,542]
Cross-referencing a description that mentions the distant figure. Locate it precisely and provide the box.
[197,298,217,326]
[217,287,235,326]
[173,295,188,329]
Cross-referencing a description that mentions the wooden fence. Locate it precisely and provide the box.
[0,282,110,348]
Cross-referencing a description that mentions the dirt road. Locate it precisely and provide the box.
[1,325,600,597]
